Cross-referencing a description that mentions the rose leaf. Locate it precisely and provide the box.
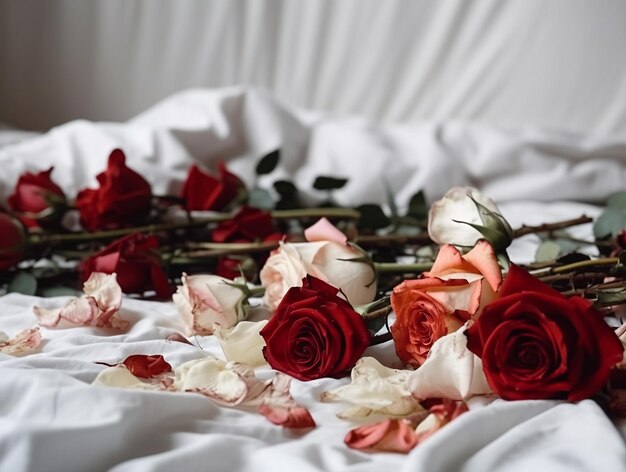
[255,150,280,175]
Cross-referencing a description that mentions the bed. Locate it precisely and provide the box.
[1,87,625,471]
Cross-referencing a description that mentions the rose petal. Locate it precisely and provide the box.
[408,325,492,400]
[214,320,268,367]
[321,357,423,418]
[345,419,419,453]
[258,404,316,429]
[304,217,348,245]
[0,327,42,356]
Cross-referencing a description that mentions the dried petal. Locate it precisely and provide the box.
[345,419,419,453]
[0,327,41,356]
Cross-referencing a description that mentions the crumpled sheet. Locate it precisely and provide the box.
[0,88,625,471]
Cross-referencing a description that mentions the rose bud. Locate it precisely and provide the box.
[0,213,26,270]
[428,187,512,251]
[181,163,245,211]
[76,149,152,231]
[465,264,624,401]
[172,273,249,335]
[80,233,171,299]
[260,275,371,381]
[8,167,67,222]
[391,240,502,367]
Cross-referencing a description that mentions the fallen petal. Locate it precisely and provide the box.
[0,327,42,356]
[345,419,419,453]
[258,404,316,429]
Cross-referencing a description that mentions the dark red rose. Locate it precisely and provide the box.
[212,206,282,243]
[181,162,245,211]
[76,149,152,231]
[465,264,623,401]
[0,213,26,270]
[260,275,372,381]
[215,257,244,280]
[123,354,171,378]
[8,167,66,214]
[80,233,171,299]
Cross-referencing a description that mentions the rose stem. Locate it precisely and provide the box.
[362,305,393,321]
[374,262,433,274]
[370,331,393,345]
[532,257,619,277]
[512,215,593,238]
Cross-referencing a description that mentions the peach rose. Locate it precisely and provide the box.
[391,240,502,367]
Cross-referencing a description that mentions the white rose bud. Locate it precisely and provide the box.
[428,187,512,251]
[173,273,248,336]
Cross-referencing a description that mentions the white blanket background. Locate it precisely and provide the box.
[1,88,625,471]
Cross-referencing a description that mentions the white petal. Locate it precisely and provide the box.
[408,326,492,400]
[0,327,42,356]
[214,320,268,367]
[321,357,423,418]
[83,272,122,313]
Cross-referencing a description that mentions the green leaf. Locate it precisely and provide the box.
[8,272,37,296]
[607,192,626,209]
[364,316,387,336]
[248,187,275,210]
[593,207,626,238]
[407,191,428,220]
[255,149,280,175]
[596,289,626,306]
[356,204,391,230]
[273,180,297,196]
[535,241,561,263]
[619,250,626,266]
[313,176,348,191]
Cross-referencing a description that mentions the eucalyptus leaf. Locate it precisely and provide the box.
[313,176,348,191]
[255,150,280,175]
[8,272,38,296]
[356,204,391,230]
[607,192,626,209]
[407,191,428,220]
[273,180,297,196]
[248,187,275,210]
[593,207,626,238]
[535,241,561,263]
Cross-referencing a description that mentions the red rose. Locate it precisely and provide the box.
[260,275,371,381]
[181,163,245,211]
[212,206,282,243]
[80,233,171,299]
[76,149,152,231]
[123,354,171,378]
[8,167,66,214]
[465,264,623,401]
[0,213,26,270]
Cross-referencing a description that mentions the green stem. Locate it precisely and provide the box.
[374,262,432,274]
[532,257,619,277]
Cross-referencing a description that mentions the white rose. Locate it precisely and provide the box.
[214,320,268,367]
[260,241,377,310]
[173,273,248,336]
[428,186,510,249]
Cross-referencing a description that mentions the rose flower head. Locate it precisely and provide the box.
[173,273,249,336]
[8,167,67,224]
[76,149,152,231]
[429,187,512,252]
[181,162,245,211]
[465,264,623,401]
[0,213,26,270]
[260,218,376,310]
[80,233,171,299]
[260,275,372,381]
[391,240,502,367]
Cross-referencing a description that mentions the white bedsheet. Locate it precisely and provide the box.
[1,88,625,471]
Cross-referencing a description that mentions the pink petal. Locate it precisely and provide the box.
[425,244,467,276]
[345,419,419,453]
[59,297,99,324]
[33,306,63,327]
[304,217,348,245]
[258,404,316,429]
[0,327,42,355]
[462,240,502,292]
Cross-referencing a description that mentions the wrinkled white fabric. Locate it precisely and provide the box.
[1,89,626,471]
[2,1,626,134]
